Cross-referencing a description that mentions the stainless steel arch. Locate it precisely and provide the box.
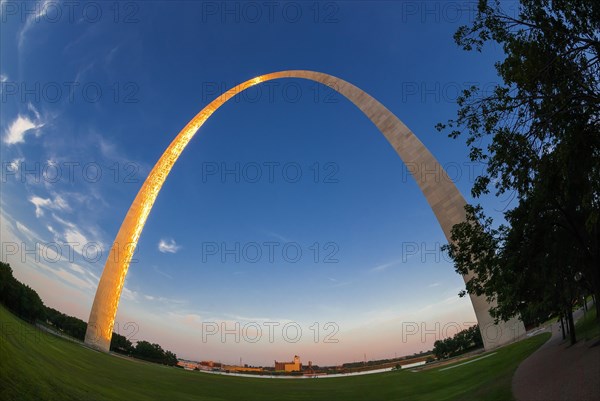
[84,70,524,352]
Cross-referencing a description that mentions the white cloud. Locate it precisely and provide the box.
[369,259,402,273]
[142,294,185,305]
[153,265,173,279]
[172,313,204,330]
[261,230,291,243]
[16,221,40,241]
[28,102,41,120]
[413,292,466,316]
[327,277,352,288]
[222,313,280,323]
[30,197,50,217]
[29,194,69,217]
[122,286,138,301]
[0,73,8,82]
[68,263,86,275]
[64,227,89,246]
[48,213,104,257]
[7,157,24,172]
[63,227,95,256]
[158,238,181,254]
[3,115,44,145]
[18,0,54,50]
[39,244,61,262]
[51,213,75,228]
[1,211,96,293]
[47,224,58,236]
[55,268,94,290]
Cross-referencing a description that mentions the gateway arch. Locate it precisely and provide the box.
[84,70,524,352]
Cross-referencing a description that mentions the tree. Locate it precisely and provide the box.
[44,307,87,340]
[132,340,178,365]
[433,325,483,359]
[0,262,181,362]
[437,0,600,344]
[133,341,165,363]
[164,350,178,366]
[110,332,134,355]
[0,262,45,322]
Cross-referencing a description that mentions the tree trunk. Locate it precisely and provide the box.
[560,316,566,340]
[566,308,576,345]
[594,291,600,321]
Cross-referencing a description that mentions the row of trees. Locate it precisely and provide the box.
[0,261,178,366]
[438,0,599,345]
[131,341,178,366]
[110,334,177,366]
[0,262,45,322]
[45,306,88,340]
[433,325,484,359]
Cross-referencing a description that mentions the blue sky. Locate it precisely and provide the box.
[1,1,514,365]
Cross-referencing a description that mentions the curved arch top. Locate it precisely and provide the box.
[84,70,524,352]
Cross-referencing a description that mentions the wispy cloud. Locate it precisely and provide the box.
[413,292,465,315]
[0,211,98,293]
[170,312,205,330]
[3,115,44,145]
[369,259,402,273]
[47,213,104,257]
[51,213,75,228]
[143,294,185,305]
[18,0,55,50]
[29,194,70,217]
[261,230,291,243]
[15,221,41,241]
[158,239,181,254]
[122,286,138,301]
[120,285,186,306]
[328,277,352,288]
[105,45,121,65]
[222,313,288,323]
[55,267,94,290]
[153,265,173,280]
[7,157,24,172]
[428,282,441,288]
[64,227,92,253]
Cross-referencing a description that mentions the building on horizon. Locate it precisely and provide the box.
[177,359,200,370]
[274,355,301,372]
[222,364,263,373]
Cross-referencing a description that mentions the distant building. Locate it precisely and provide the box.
[198,361,223,371]
[199,361,221,368]
[274,355,301,372]
[177,360,199,370]
[222,365,263,373]
[197,360,263,373]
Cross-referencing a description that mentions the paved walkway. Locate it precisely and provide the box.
[512,308,600,401]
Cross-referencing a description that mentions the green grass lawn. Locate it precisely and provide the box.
[0,306,550,401]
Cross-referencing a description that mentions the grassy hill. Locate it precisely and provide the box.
[0,306,550,401]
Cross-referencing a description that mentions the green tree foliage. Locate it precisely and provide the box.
[0,261,178,364]
[164,350,178,366]
[44,307,87,340]
[433,325,484,359]
[0,261,45,322]
[133,341,178,366]
[438,0,600,344]
[110,332,134,355]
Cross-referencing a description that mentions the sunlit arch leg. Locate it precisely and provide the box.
[84,70,525,352]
